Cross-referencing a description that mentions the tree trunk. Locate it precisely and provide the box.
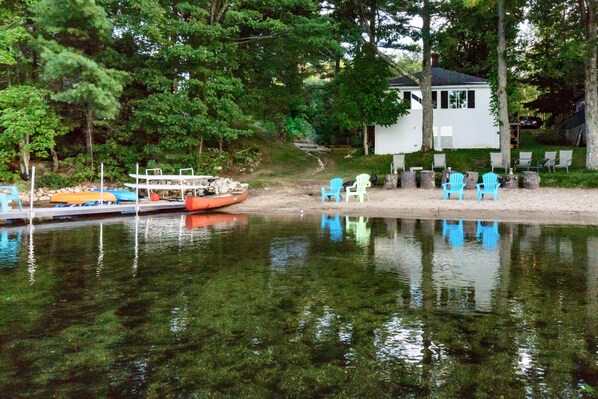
[50,147,59,172]
[18,134,30,176]
[363,123,369,156]
[421,0,434,152]
[584,0,598,169]
[496,0,511,166]
[85,107,94,167]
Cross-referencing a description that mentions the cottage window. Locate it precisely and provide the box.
[439,90,476,109]
[432,91,438,108]
[449,90,466,108]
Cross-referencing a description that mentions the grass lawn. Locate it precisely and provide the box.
[238,132,598,189]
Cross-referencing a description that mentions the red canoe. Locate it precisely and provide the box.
[185,189,248,212]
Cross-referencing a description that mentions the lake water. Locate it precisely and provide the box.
[1,213,597,398]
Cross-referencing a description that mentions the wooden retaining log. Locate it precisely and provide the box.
[464,171,478,189]
[502,172,518,189]
[420,170,435,189]
[384,174,398,189]
[401,171,417,189]
[523,171,540,189]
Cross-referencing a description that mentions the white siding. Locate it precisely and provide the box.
[375,86,498,155]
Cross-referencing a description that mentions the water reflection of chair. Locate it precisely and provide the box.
[476,221,500,249]
[321,214,342,242]
[442,219,464,247]
[0,231,22,267]
[345,216,370,246]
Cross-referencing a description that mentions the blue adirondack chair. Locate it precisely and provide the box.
[0,186,23,214]
[476,172,500,201]
[321,178,343,202]
[346,174,371,202]
[442,173,465,200]
[442,219,464,247]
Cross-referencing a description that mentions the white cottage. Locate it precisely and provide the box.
[375,67,498,154]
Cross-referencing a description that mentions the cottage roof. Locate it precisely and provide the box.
[389,67,487,87]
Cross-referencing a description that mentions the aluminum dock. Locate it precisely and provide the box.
[0,200,186,224]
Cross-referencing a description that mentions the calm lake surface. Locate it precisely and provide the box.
[1,213,597,398]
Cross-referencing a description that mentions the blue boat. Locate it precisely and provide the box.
[91,189,137,201]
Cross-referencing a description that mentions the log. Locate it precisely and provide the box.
[464,171,478,190]
[503,173,518,189]
[441,169,456,184]
[420,170,435,189]
[523,171,540,189]
[383,174,398,189]
[401,171,417,189]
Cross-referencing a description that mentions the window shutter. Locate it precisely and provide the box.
[441,91,448,109]
[467,90,475,108]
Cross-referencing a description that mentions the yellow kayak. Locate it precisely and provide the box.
[50,191,118,204]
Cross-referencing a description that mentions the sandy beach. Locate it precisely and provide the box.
[231,180,598,225]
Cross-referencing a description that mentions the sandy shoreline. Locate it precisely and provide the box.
[230,183,598,225]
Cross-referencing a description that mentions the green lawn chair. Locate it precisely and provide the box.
[476,172,499,201]
[321,178,343,202]
[0,186,23,214]
[442,173,465,200]
[345,173,371,202]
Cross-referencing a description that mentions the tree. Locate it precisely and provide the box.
[40,46,126,167]
[0,85,66,178]
[580,0,598,169]
[523,0,586,122]
[420,0,434,151]
[463,0,524,166]
[496,0,511,165]
[33,0,126,167]
[333,48,409,155]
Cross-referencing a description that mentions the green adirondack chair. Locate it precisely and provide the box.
[476,172,499,201]
[345,174,371,202]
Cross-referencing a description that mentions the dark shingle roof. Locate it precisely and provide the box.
[389,67,487,87]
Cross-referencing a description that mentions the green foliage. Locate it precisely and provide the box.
[35,173,78,189]
[284,116,315,140]
[40,46,127,120]
[0,85,67,179]
[33,0,112,49]
[333,48,409,130]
